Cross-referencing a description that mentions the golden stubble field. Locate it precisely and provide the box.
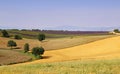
[1,35,120,65]
[4,36,118,66]
[0,35,113,50]
[25,36,120,64]
[1,36,120,74]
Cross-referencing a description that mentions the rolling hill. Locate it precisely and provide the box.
[16,36,120,64]
[0,35,120,74]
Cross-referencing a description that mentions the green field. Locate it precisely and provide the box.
[0,59,120,74]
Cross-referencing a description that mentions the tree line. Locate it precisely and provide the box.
[1,30,46,59]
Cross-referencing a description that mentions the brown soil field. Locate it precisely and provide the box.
[0,49,31,65]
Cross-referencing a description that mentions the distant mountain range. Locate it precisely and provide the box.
[0,25,120,31]
[43,26,120,31]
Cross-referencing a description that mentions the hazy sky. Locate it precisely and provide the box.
[0,0,120,31]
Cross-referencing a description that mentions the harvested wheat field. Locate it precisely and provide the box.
[12,36,120,65]
[1,36,120,65]
[0,35,112,50]
[1,35,120,74]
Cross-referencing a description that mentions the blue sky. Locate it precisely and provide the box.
[0,0,120,31]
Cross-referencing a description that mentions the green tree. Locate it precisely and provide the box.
[38,34,45,41]
[114,29,119,33]
[24,43,29,53]
[1,30,10,37]
[14,35,22,40]
[7,40,17,49]
[32,47,45,59]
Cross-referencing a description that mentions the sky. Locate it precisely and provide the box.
[0,0,120,31]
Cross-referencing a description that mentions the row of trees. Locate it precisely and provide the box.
[1,30,46,59]
[1,30,46,41]
[7,40,45,58]
[1,30,22,39]
[24,43,44,58]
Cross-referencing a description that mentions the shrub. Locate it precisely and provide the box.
[24,43,29,53]
[1,30,10,37]
[32,47,45,59]
[114,29,119,33]
[7,40,17,49]
[38,34,45,41]
[14,35,22,40]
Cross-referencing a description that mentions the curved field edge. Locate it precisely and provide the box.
[1,36,120,74]
[0,49,32,65]
[0,35,116,50]
[0,59,120,74]
[21,36,120,64]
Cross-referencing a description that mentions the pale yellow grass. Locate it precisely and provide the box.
[12,36,120,66]
[0,35,119,65]
[1,36,120,74]
[0,37,41,49]
[0,35,112,50]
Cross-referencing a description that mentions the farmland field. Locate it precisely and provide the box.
[13,36,120,64]
[7,30,112,39]
[0,30,120,74]
[0,59,120,74]
[0,49,31,65]
[1,0,120,74]
[0,30,115,50]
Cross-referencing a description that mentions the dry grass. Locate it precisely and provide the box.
[12,36,120,65]
[42,35,115,50]
[0,35,114,50]
[0,59,120,74]
[1,36,120,74]
[0,49,31,65]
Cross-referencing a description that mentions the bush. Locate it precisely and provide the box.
[14,35,22,40]
[114,29,119,33]
[1,30,10,37]
[38,34,45,41]
[32,47,45,59]
[24,43,29,53]
[7,40,17,49]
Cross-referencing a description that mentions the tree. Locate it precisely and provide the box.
[114,29,119,33]
[7,40,17,49]
[14,35,22,40]
[1,30,10,37]
[24,43,29,53]
[38,34,45,41]
[32,47,45,58]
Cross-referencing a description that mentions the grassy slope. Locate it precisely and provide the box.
[8,30,112,39]
[6,30,114,50]
[8,30,75,39]
[1,36,120,74]
[0,49,31,65]
[42,35,115,50]
[0,30,119,74]
[0,35,115,50]
[15,36,120,64]
[0,59,120,74]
